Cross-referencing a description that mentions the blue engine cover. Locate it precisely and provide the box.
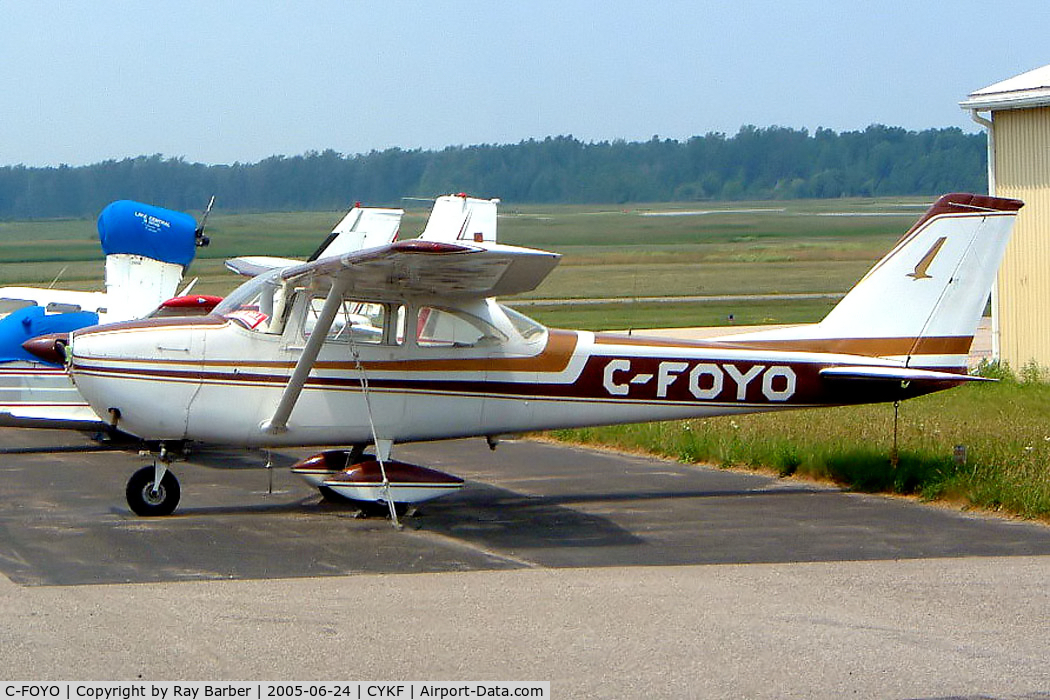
[0,306,99,366]
[97,200,198,268]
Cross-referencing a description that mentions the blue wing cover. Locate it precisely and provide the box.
[0,306,99,365]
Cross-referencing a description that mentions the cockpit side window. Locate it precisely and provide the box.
[499,304,547,342]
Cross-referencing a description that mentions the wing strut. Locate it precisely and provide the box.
[261,278,349,434]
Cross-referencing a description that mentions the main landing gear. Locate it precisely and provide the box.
[125,445,181,516]
[289,444,465,513]
[122,441,466,518]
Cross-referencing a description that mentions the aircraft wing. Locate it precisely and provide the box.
[280,239,561,300]
[260,239,558,435]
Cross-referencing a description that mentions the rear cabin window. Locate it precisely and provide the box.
[416,306,507,348]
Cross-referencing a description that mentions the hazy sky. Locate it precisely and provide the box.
[2,1,1048,166]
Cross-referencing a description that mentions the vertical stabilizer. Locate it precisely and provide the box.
[309,206,404,260]
[717,194,1023,371]
[419,194,499,243]
[103,255,187,320]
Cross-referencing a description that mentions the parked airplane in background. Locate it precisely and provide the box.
[224,202,404,279]
[2,199,404,429]
[26,193,1022,519]
[0,199,210,428]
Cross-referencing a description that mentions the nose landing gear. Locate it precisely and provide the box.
[125,445,181,516]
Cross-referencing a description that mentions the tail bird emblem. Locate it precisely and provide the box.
[907,236,947,280]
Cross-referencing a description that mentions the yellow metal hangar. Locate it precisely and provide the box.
[962,65,1050,374]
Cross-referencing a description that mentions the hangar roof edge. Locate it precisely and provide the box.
[960,64,1050,112]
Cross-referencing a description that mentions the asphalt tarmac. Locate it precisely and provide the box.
[1,426,1049,696]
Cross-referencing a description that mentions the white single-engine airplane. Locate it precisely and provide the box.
[1,199,403,431]
[0,199,210,429]
[25,193,1022,517]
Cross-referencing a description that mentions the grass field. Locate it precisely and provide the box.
[512,298,840,331]
[2,197,1046,521]
[551,373,1050,521]
[1,197,926,310]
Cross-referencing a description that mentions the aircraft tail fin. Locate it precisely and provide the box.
[226,205,405,277]
[419,194,499,243]
[307,205,404,261]
[717,194,1023,371]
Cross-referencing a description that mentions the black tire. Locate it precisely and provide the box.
[126,466,181,516]
[356,500,411,518]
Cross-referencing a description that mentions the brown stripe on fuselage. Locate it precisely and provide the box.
[74,314,229,336]
[592,333,729,349]
[716,335,973,357]
[593,332,973,358]
[76,329,579,375]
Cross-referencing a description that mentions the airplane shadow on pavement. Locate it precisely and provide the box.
[3,431,1050,585]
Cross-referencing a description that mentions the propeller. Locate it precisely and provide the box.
[195,195,215,247]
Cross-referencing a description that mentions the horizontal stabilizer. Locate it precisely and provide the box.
[819,365,992,383]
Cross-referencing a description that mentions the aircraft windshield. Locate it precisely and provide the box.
[213,270,281,317]
[213,270,284,331]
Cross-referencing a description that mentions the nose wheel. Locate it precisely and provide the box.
[126,464,181,516]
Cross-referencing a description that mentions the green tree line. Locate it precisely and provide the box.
[0,125,986,218]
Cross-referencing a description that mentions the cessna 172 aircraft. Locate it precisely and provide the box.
[25,192,1022,518]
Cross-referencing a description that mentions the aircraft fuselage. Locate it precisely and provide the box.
[67,312,962,448]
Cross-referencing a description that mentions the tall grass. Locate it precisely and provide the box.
[549,374,1050,521]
